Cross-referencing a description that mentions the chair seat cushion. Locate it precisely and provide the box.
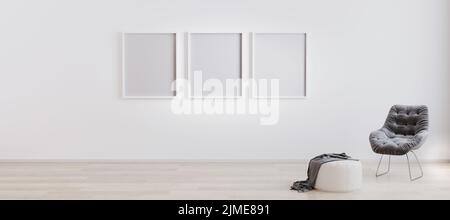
[370,130,415,155]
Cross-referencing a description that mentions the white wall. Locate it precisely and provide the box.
[0,0,449,160]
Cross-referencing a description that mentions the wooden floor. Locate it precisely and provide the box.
[0,161,449,200]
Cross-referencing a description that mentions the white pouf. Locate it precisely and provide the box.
[315,160,362,193]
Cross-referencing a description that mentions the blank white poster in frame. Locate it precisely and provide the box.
[122,33,176,99]
[252,33,307,99]
[187,33,243,98]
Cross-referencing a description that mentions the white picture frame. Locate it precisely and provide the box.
[122,33,178,99]
[187,32,243,99]
[251,32,308,99]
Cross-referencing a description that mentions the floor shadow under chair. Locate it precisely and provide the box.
[369,105,429,181]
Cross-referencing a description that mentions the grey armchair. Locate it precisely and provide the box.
[369,105,429,181]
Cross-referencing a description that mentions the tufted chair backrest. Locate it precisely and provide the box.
[383,105,429,137]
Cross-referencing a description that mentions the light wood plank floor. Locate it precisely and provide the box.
[0,161,449,200]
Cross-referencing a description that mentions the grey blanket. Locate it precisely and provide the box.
[291,153,357,192]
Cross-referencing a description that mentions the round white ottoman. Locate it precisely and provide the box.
[315,160,362,193]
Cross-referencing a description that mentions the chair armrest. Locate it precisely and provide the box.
[414,131,428,145]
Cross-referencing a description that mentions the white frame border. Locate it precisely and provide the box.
[251,32,308,100]
[186,32,244,99]
[122,32,179,99]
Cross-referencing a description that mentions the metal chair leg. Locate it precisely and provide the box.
[406,151,424,181]
[376,155,391,177]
